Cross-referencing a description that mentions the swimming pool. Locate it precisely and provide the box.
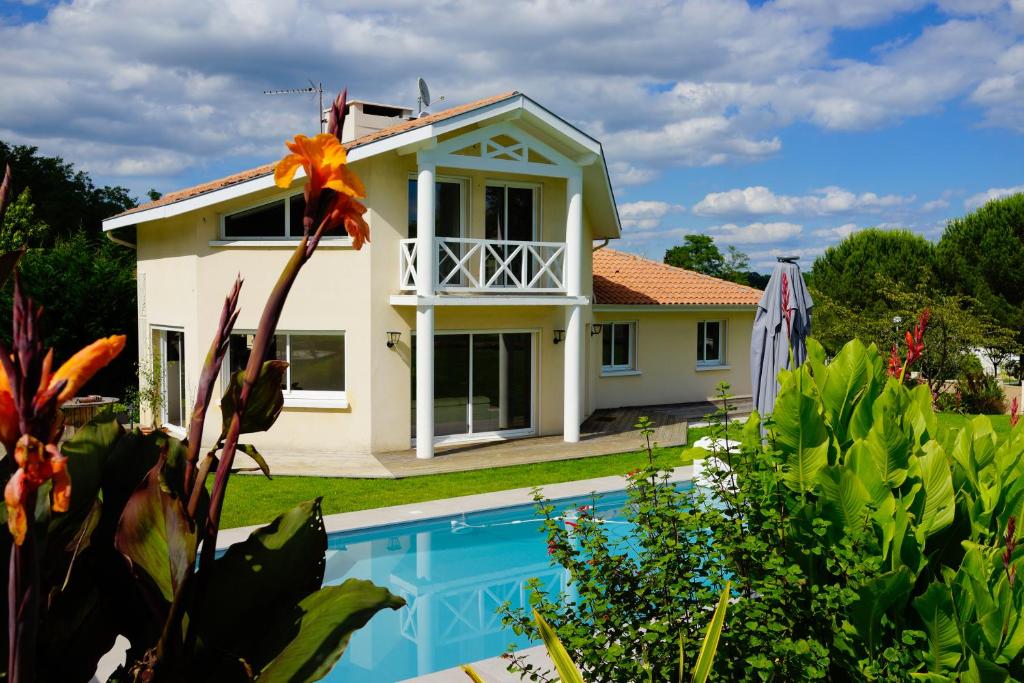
[322,488,639,682]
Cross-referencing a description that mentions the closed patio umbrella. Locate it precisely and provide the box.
[750,257,814,416]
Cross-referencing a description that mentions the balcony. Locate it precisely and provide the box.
[400,236,567,294]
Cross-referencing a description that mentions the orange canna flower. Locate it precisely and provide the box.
[4,435,69,545]
[274,133,365,200]
[323,192,370,250]
[49,335,127,403]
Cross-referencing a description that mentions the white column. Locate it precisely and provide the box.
[416,161,436,459]
[563,173,584,443]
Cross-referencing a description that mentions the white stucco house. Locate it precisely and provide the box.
[102,91,761,463]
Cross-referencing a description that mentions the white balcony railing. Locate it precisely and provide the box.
[399,237,567,293]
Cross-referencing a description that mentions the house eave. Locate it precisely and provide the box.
[592,303,758,313]
[102,92,621,238]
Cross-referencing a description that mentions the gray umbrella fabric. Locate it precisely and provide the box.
[750,259,814,416]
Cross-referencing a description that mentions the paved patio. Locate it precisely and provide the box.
[258,397,751,479]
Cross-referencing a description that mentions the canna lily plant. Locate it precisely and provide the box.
[0,89,402,683]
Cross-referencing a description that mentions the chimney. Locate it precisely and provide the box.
[339,100,414,143]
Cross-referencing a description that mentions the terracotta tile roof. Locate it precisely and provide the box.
[593,248,762,306]
[111,91,520,220]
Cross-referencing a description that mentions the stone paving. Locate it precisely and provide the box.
[257,398,751,479]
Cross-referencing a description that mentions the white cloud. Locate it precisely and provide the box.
[693,185,913,216]
[811,222,859,238]
[707,221,803,244]
[618,200,685,230]
[0,0,1017,192]
[964,183,1024,209]
[921,198,951,211]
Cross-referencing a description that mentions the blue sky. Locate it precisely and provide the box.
[1,0,1022,270]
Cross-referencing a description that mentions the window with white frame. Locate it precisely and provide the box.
[601,322,636,373]
[226,332,346,403]
[222,194,311,239]
[406,178,467,239]
[697,320,725,366]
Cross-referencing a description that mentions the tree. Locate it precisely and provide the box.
[0,231,137,397]
[810,228,936,312]
[665,234,725,276]
[812,274,1008,394]
[935,192,1024,376]
[0,141,135,242]
[721,245,750,284]
[0,187,50,250]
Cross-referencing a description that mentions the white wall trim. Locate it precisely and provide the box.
[208,238,353,248]
[390,294,589,307]
[593,304,757,313]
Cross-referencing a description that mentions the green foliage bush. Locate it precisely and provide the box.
[507,340,1024,681]
[957,368,1007,415]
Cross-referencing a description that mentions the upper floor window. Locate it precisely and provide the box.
[407,178,466,239]
[602,322,636,373]
[485,182,538,242]
[226,332,346,403]
[222,194,308,239]
[697,320,725,366]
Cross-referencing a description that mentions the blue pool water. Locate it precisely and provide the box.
[322,488,641,682]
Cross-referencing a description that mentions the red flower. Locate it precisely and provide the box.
[887,345,902,378]
[1012,397,1020,428]
[564,520,578,530]
[904,308,930,368]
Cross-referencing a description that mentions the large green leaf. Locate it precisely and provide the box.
[905,383,939,447]
[962,656,1009,683]
[220,360,288,436]
[914,582,963,675]
[44,410,125,587]
[257,579,404,683]
[190,499,329,671]
[816,338,870,447]
[533,608,586,683]
[774,367,830,494]
[847,567,914,654]
[691,581,730,683]
[817,466,872,535]
[114,459,197,604]
[865,407,912,488]
[919,441,956,536]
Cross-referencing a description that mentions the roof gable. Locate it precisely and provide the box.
[103,91,619,239]
[593,248,762,306]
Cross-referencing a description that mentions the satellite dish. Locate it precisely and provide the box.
[418,77,431,108]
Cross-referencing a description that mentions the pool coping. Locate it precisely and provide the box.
[218,464,694,548]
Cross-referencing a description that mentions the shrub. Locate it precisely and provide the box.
[507,340,1024,681]
[958,368,1007,414]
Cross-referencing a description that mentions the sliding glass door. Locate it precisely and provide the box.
[412,332,534,441]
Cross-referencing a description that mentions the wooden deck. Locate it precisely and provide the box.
[258,398,750,479]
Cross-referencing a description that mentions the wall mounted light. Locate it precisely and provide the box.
[553,329,566,345]
[386,331,402,349]
[590,323,603,336]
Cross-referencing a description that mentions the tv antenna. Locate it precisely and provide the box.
[417,77,445,118]
[263,80,327,132]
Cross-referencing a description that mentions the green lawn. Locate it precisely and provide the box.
[220,443,696,529]
[219,414,1014,529]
